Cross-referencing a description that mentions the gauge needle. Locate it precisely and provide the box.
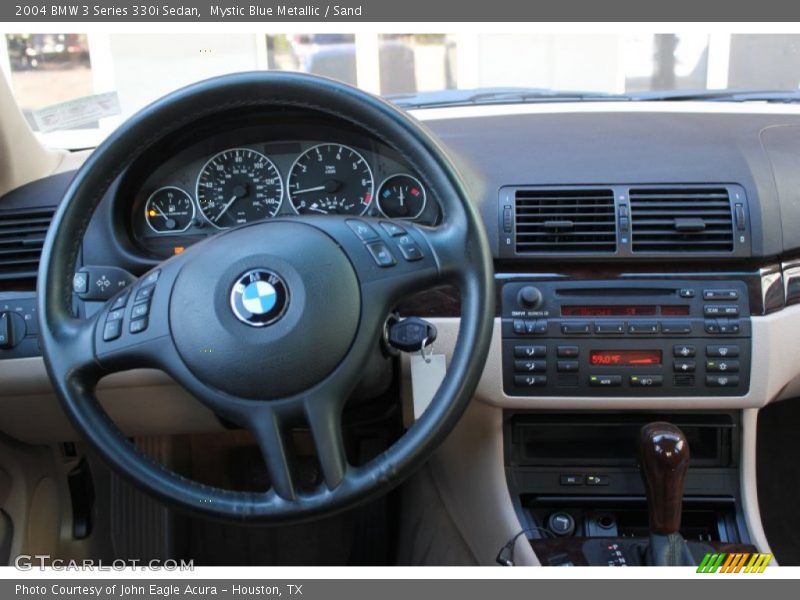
[292,185,327,195]
[214,195,238,223]
[398,187,405,207]
[154,205,170,221]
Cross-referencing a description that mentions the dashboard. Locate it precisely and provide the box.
[123,114,440,259]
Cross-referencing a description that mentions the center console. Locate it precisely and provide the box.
[501,279,752,397]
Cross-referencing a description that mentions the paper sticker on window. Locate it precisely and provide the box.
[32,92,121,133]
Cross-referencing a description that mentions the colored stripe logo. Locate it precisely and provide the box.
[697,552,773,573]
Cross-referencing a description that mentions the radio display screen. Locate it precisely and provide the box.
[562,305,656,317]
[589,349,662,366]
[561,305,690,317]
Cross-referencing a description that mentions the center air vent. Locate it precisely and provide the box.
[0,207,55,281]
[629,187,734,253]
[514,188,616,253]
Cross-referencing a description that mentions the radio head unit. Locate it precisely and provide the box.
[501,279,751,397]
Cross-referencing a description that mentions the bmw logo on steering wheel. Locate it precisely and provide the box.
[230,269,289,327]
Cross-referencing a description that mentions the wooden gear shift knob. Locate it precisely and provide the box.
[638,422,690,535]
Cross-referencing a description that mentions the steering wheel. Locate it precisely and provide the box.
[37,72,494,522]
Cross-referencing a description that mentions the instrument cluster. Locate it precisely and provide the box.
[126,121,439,259]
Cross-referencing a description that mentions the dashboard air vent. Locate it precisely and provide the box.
[0,207,55,281]
[514,188,616,253]
[629,187,734,253]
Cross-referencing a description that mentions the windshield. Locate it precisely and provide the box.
[3,32,800,149]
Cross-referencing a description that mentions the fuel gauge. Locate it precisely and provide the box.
[144,187,196,233]
[377,174,427,220]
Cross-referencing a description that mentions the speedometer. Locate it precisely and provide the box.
[196,148,283,229]
[287,144,374,215]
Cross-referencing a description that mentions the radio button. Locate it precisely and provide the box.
[706,345,739,358]
[515,375,547,387]
[527,319,548,335]
[557,345,579,358]
[514,345,547,358]
[513,319,526,334]
[589,375,622,387]
[630,375,663,387]
[557,360,579,373]
[673,344,696,358]
[628,322,659,334]
[703,289,739,301]
[718,319,740,334]
[595,321,625,334]
[561,321,591,335]
[514,360,547,373]
[704,320,721,334]
[661,322,692,334]
[706,359,740,373]
[704,305,739,317]
[673,360,696,373]
[679,288,696,298]
[706,375,739,387]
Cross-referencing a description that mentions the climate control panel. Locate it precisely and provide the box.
[501,279,752,397]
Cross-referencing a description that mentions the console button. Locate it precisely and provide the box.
[704,305,739,317]
[365,242,397,267]
[706,359,739,373]
[129,317,148,334]
[673,344,696,358]
[706,345,739,358]
[630,375,663,387]
[703,289,739,301]
[595,321,624,334]
[513,319,526,335]
[704,320,720,334]
[589,375,622,387]
[514,360,546,373]
[102,319,122,342]
[526,319,548,335]
[346,219,379,241]
[586,475,609,486]
[661,322,692,334]
[718,319,740,334]
[560,474,583,486]
[561,321,591,334]
[628,322,659,334]
[706,375,739,387]
[679,288,695,298]
[557,345,579,358]
[673,360,696,373]
[514,375,547,387]
[514,345,546,358]
[557,360,579,373]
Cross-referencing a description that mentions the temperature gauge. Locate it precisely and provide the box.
[377,174,427,220]
[145,187,195,233]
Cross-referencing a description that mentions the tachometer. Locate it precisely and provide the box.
[196,148,283,229]
[144,187,195,233]
[287,144,373,215]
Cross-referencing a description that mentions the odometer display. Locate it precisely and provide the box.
[288,143,373,215]
[196,148,283,229]
[590,350,662,366]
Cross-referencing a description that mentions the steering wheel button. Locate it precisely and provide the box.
[131,302,150,320]
[102,319,122,342]
[110,290,131,311]
[346,219,379,241]
[379,221,406,236]
[398,241,424,261]
[129,317,148,334]
[106,308,125,322]
[142,270,161,286]
[365,241,396,267]
[134,285,155,303]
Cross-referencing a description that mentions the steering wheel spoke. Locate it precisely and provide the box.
[303,392,348,490]
[247,407,297,501]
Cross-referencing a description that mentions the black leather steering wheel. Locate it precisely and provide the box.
[37,72,494,522]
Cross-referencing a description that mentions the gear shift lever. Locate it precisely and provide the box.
[638,422,695,566]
